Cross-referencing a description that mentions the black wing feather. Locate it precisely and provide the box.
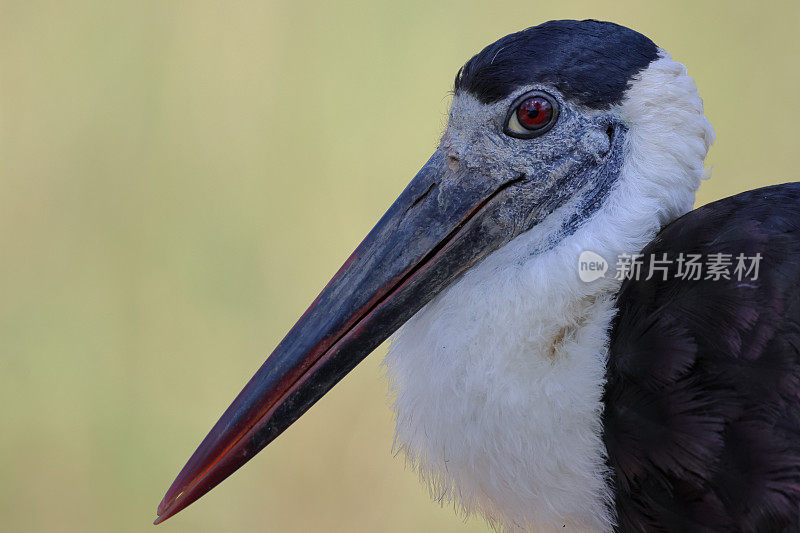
[604,183,800,532]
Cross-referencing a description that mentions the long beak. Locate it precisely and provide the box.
[154,150,525,524]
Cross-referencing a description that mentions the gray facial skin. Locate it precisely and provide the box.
[437,85,628,255]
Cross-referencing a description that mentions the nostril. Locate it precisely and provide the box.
[407,182,438,213]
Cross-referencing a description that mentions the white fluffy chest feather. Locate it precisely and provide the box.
[384,223,618,532]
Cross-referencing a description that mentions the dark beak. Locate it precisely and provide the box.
[154,150,526,524]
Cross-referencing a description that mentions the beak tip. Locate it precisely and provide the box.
[154,487,183,525]
[153,500,179,526]
[155,494,171,517]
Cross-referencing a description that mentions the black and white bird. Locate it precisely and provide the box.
[155,20,800,531]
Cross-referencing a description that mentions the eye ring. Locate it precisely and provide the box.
[503,91,560,139]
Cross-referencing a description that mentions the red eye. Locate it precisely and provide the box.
[504,91,559,138]
[517,96,553,130]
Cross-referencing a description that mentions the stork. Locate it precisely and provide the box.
[155,20,800,531]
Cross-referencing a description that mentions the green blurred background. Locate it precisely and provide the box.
[1,1,798,531]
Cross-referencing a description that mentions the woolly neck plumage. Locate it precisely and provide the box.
[384,52,715,532]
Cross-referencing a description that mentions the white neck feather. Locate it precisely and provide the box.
[383,52,714,532]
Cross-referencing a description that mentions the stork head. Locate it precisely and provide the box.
[155,20,713,527]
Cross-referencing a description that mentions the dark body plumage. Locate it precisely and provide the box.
[604,183,800,531]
